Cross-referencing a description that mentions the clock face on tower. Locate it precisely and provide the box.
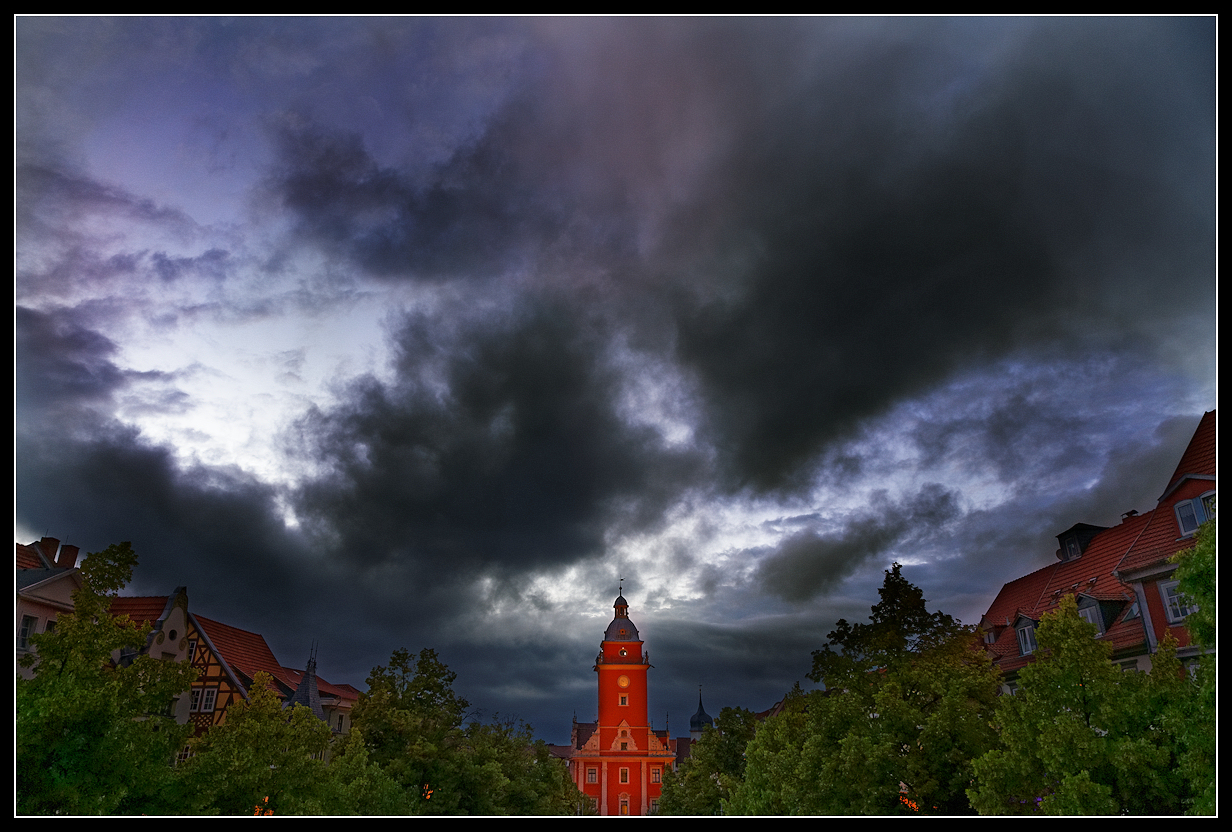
[617,675,630,688]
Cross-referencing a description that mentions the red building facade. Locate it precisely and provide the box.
[564,595,677,815]
[979,409,1215,687]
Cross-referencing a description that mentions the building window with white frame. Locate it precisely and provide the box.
[1161,580,1195,624]
[18,615,38,650]
[1016,622,1037,656]
[201,687,217,713]
[1077,604,1104,636]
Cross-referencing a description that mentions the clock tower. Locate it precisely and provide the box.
[563,593,678,815]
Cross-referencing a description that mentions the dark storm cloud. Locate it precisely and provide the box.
[260,19,1212,497]
[14,305,177,425]
[756,484,961,603]
[13,17,1215,743]
[16,160,210,301]
[265,116,589,281]
[899,405,1208,626]
[290,295,701,581]
[665,18,1213,492]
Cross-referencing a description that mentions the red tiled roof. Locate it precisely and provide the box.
[1116,480,1213,575]
[982,565,1057,632]
[1163,410,1216,495]
[279,666,360,702]
[194,615,298,691]
[110,596,171,628]
[982,409,1214,673]
[16,542,47,570]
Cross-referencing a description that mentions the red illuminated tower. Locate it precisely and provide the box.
[564,593,677,815]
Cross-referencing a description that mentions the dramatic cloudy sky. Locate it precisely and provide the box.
[16,17,1215,741]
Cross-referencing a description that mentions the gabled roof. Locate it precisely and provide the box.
[16,567,81,595]
[193,615,298,692]
[191,614,356,711]
[16,541,50,569]
[980,409,1215,673]
[281,666,360,704]
[1162,409,1216,497]
[110,595,173,628]
[1114,503,1197,576]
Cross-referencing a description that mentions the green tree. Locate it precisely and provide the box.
[723,690,813,815]
[659,706,759,815]
[352,647,472,813]
[16,542,199,815]
[730,565,999,815]
[450,718,587,815]
[306,728,415,815]
[968,594,1191,815]
[352,647,584,815]
[177,671,333,814]
[1170,513,1215,814]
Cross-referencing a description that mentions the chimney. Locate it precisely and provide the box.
[38,537,60,566]
[57,545,80,569]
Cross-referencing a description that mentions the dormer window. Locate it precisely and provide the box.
[1175,492,1215,537]
[1055,524,1107,562]
[1016,621,1037,655]
[1077,601,1104,636]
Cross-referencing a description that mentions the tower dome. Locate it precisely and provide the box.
[690,690,713,738]
[604,593,641,641]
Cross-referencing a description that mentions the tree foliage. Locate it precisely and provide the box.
[1170,513,1215,814]
[729,564,1000,815]
[352,647,584,815]
[16,542,199,815]
[176,671,334,814]
[658,706,759,815]
[967,594,1194,815]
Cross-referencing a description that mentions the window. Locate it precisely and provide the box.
[620,768,629,784]
[18,616,37,650]
[1175,500,1201,536]
[1077,604,1104,636]
[201,687,217,713]
[1175,492,1215,537]
[43,619,55,634]
[620,742,628,750]
[1161,580,1195,624]
[650,799,659,814]
[651,767,661,784]
[619,695,628,706]
[587,768,597,784]
[190,688,201,712]
[1016,622,1037,655]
